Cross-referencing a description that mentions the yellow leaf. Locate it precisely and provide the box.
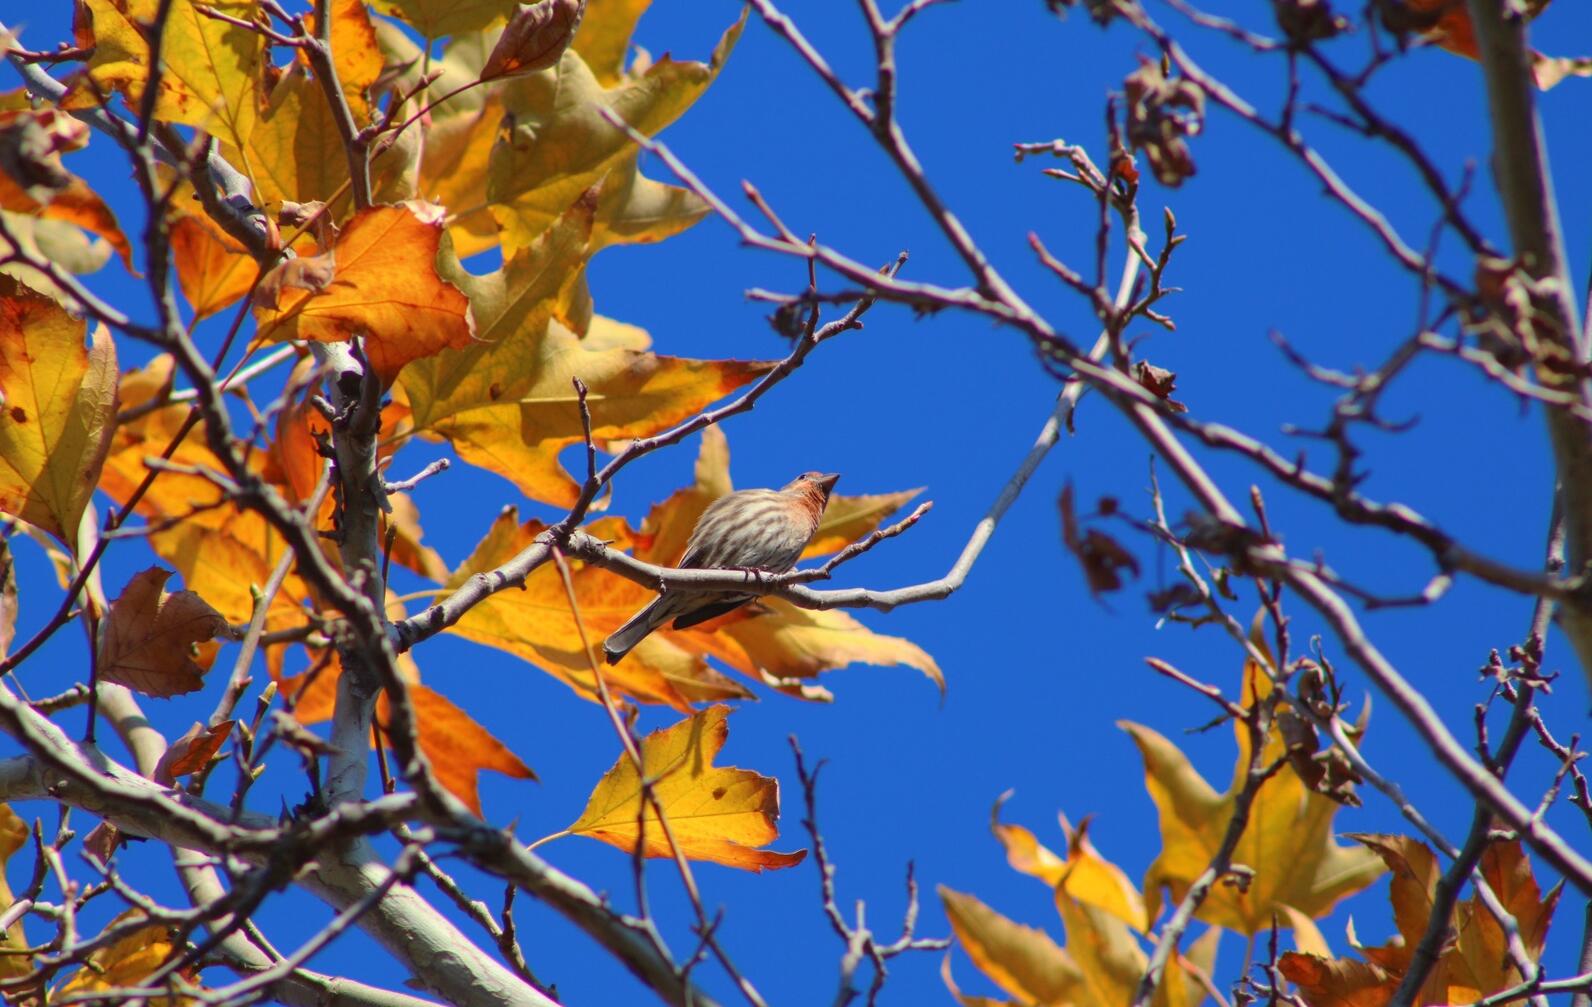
[402,199,773,506]
[567,705,805,871]
[98,567,229,697]
[370,0,520,40]
[487,14,743,255]
[708,598,945,694]
[940,887,1083,1003]
[230,63,349,207]
[377,683,536,817]
[417,94,506,259]
[55,908,198,1005]
[0,278,118,545]
[0,211,114,301]
[441,508,752,709]
[255,203,475,385]
[0,804,36,995]
[311,0,384,123]
[590,149,710,251]
[74,0,262,154]
[804,484,925,559]
[170,213,257,320]
[571,0,652,86]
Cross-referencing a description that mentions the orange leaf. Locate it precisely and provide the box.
[254,203,475,385]
[98,568,229,698]
[0,277,118,545]
[0,157,133,271]
[170,214,256,320]
[153,720,235,785]
[566,705,805,871]
[377,683,536,817]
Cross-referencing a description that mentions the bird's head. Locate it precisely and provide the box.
[784,471,840,504]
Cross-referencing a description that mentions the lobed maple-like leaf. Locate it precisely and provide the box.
[98,568,229,698]
[402,199,776,506]
[377,683,537,818]
[1278,834,1562,1006]
[1124,647,1384,935]
[255,203,476,386]
[370,0,520,41]
[0,277,118,546]
[73,0,262,155]
[566,705,805,871]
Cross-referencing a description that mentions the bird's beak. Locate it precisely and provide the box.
[816,473,840,494]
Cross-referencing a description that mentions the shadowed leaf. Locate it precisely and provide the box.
[99,568,228,698]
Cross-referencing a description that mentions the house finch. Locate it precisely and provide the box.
[602,471,840,664]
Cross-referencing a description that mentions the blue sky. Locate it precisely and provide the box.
[6,1,1592,1004]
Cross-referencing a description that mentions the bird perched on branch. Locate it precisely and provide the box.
[603,471,840,664]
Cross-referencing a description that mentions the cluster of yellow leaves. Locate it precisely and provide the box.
[1279,834,1561,1006]
[943,646,1388,1005]
[940,813,1216,1007]
[1123,654,1384,934]
[441,426,940,709]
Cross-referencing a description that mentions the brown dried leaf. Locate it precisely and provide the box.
[1059,483,1139,595]
[481,0,586,80]
[98,568,229,698]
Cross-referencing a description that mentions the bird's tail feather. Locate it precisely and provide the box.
[603,599,668,664]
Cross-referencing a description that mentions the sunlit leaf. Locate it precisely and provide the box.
[571,0,652,86]
[377,683,536,817]
[0,278,118,545]
[370,0,521,41]
[169,214,256,320]
[255,203,475,385]
[0,804,36,996]
[403,199,774,506]
[567,705,805,871]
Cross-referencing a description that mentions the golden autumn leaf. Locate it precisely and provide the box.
[1278,835,1561,1007]
[571,0,652,86]
[0,803,37,995]
[377,683,537,817]
[100,357,319,628]
[940,885,1217,1007]
[98,567,229,698]
[1123,647,1384,935]
[54,908,198,1005]
[992,811,1148,933]
[169,213,256,320]
[0,277,118,545]
[402,198,775,506]
[254,203,475,385]
[441,508,753,709]
[616,427,944,695]
[73,0,262,154]
[566,705,805,871]
[306,0,384,123]
[416,93,506,259]
[486,13,744,255]
[370,0,521,41]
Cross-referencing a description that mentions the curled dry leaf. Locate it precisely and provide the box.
[1059,483,1139,596]
[480,0,586,80]
[1134,360,1187,413]
[1123,56,1204,187]
[566,705,805,871]
[98,568,229,698]
[153,720,236,786]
